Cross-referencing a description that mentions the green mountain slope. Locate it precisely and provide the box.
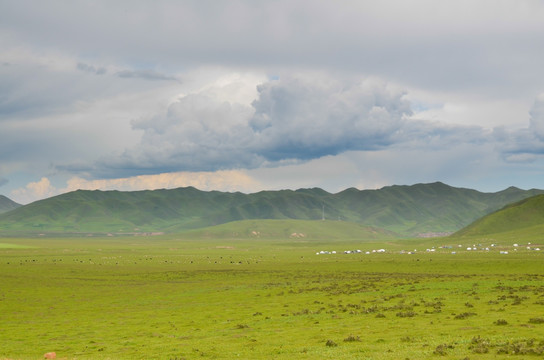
[0,187,327,234]
[0,182,542,236]
[330,183,544,235]
[455,194,544,237]
[179,219,396,241]
[0,195,21,214]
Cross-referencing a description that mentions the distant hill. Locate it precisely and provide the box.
[0,182,542,237]
[0,195,21,214]
[454,194,544,237]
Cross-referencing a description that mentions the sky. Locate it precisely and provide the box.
[1,0,544,204]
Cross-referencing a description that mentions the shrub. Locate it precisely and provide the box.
[454,312,477,319]
[469,336,490,354]
[343,335,361,342]
[326,339,338,347]
[496,339,544,355]
[396,311,417,318]
[494,319,508,325]
[433,343,453,355]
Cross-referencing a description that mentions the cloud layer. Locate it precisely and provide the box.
[3,1,543,96]
[2,1,544,203]
[76,74,415,177]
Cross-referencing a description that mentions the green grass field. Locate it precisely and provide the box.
[1,230,543,359]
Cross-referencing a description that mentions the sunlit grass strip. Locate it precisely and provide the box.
[0,242,35,248]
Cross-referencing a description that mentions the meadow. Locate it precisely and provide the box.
[1,229,543,359]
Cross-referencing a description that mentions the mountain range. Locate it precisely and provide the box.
[0,182,542,237]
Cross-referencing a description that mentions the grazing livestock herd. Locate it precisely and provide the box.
[316,248,386,255]
[315,242,541,256]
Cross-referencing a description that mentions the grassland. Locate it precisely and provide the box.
[1,227,543,359]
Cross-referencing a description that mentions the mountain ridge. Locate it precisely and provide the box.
[0,182,542,236]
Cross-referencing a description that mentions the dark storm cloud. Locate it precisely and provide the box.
[248,76,412,160]
[498,95,544,163]
[71,74,494,178]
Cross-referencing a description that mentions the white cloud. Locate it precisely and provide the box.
[408,95,532,130]
[11,177,56,204]
[62,170,262,193]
